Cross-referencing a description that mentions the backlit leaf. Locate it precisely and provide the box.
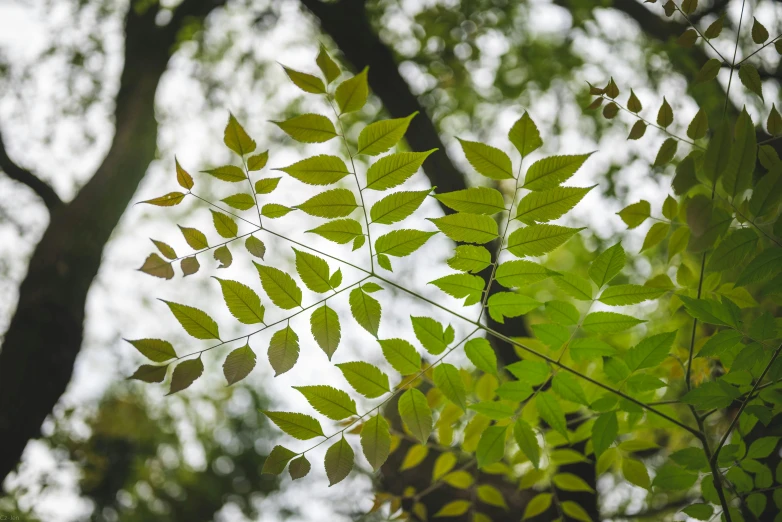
[296,188,358,218]
[337,361,389,398]
[523,154,592,190]
[268,326,299,376]
[360,415,391,471]
[429,212,499,244]
[589,243,625,287]
[509,112,543,156]
[350,287,381,337]
[223,345,256,385]
[515,186,593,224]
[476,425,507,468]
[324,437,354,486]
[582,311,644,333]
[263,411,324,440]
[162,300,220,340]
[255,264,303,309]
[365,150,436,191]
[434,363,467,410]
[458,138,513,180]
[125,338,177,362]
[358,112,417,155]
[168,358,204,395]
[434,187,506,215]
[295,385,357,420]
[311,305,341,359]
[213,277,265,324]
[380,338,421,375]
[273,114,337,143]
[276,155,350,185]
[335,67,368,114]
[375,229,436,257]
[224,113,256,155]
[283,65,326,94]
[506,224,583,257]
[370,189,430,224]
[398,388,433,443]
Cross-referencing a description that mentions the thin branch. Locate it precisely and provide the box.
[0,128,62,211]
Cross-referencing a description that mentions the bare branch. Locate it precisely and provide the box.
[0,129,62,211]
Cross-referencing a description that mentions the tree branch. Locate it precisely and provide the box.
[0,130,62,211]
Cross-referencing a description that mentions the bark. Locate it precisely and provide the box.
[0,0,224,483]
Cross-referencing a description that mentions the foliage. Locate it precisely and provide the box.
[127,14,782,521]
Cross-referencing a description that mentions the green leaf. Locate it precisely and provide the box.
[316,45,340,83]
[324,437,354,486]
[681,0,697,14]
[652,463,698,491]
[142,192,186,206]
[679,296,734,326]
[657,97,673,127]
[350,287,381,337]
[736,248,782,286]
[162,300,220,340]
[623,458,651,489]
[673,152,699,195]
[532,323,570,350]
[626,332,676,371]
[335,67,368,114]
[515,186,593,224]
[125,339,177,362]
[296,188,358,218]
[545,300,579,325]
[465,338,497,375]
[554,273,593,300]
[458,138,513,180]
[592,412,617,458]
[749,166,782,217]
[524,493,552,519]
[263,411,324,440]
[262,445,296,475]
[707,228,758,270]
[570,338,617,361]
[293,248,332,293]
[261,203,293,219]
[411,316,451,355]
[128,364,168,383]
[223,345,256,385]
[509,111,543,156]
[360,415,391,471]
[223,113,256,155]
[221,193,255,211]
[447,245,491,273]
[283,65,326,94]
[365,150,436,191]
[487,292,541,323]
[429,213,499,244]
[254,177,280,194]
[435,501,471,517]
[599,284,665,306]
[329,269,342,289]
[202,165,245,183]
[370,189,430,225]
[151,239,177,260]
[768,104,782,135]
[627,120,647,140]
[496,260,556,288]
[380,338,421,374]
[433,453,457,481]
[358,112,417,155]
[255,264,302,310]
[506,224,583,257]
[247,151,269,171]
[139,254,174,280]
[477,484,507,509]
[524,153,592,191]
[617,200,650,228]
[537,392,568,437]
[653,138,677,167]
[476,425,507,468]
[210,210,237,238]
[268,326,299,376]
[336,361,389,398]
[703,120,731,186]
[429,273,484,305]
[513,419,540,468]
[683,504,713,520]
[175,157,194,189]
[213,278,265,325]
[289,455,311,480]
[589,243,626,287]
[688,108,709,139]
[722,108,757,199]
[434,363,467,410]
[374,229,436,258]
[697,330,743,358]
[434,187,506,215]
[752,17,769,43]
[704,15,724,38]
[747,436,780,459]
[245,236,266,259]
[180,257,199,277]
[295,385,357,420]
[552,373,589,405]
[168,358,204,395]
[561,501,593,522]
[695,58,721,84]
[469,401,515,420]
[670,447,708,470]
[582,311,644,333]
[307,219,363,244]
[398,388,433,443]
[682,380,741,409]
[553,473,595,493]
[273,114,337,143]
[276,155,350,185]
[310,305,341,359]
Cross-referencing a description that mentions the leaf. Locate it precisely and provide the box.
[626,120,646,140]
[447,245,492,273]
[295,385,357,420]
[283,65,326,93]
[532,323,570,350]
[623,458,651,489]
[487,292,541,323]
[657,97,673,127]
[210,210,237,238]
[546,300,579,325]
[469,401,515,420]
[465,338,497,375]
[723,108,757,199]
[337,362,389,398]
[434,363,467,411]
[570,338,616,361]
[496,260,556,288]
[688,108,709,139]
[125,339,177,362]
[599,284,665,305]
[514,419,540,468]
[652,463,698,491]
[673,152,699,195]
[617,200,650,228]
[707,228,758,270]
[224,113,256,155]
[554,273,593,300]
[255,177,280,194]
[627,89,642,112]
[702,120,731,186]
[736,248,782,286]
[682,380,741,409]
[213,245,231,269]
[697,330,743,358]
[289,455,311,480]
[370,189,430,224]
[276,155,350,186]
[476,425,507,468]
[365,150,436,191]
[292,248,332,293]
[268,326,299,376]
[768,104,782,135]
[429,213,498,244]
[749,166,782,217]
[181,257,199,277]
[603,102,619,119]
[509,112,543,156]
[175,157,194,189]
[683,504,713,521]
[297,188,358,218]
[213,278,265,325]
[141,192,186,206]
[589,243,626,287]
[738,64,764,101]
[307,219,363,244]
[592,412,617,458]
[411,316,451,355]
[681,0,697,14]
[524,493,552,519]
[316,45,340,83]
[151,239,176,260]
[477,484,507,509]
[263,411,324,440]
[380,338,421,375]
[695,58,721,84]
[247,151,269,171]
[552,373,589,405]
[162,300,220,340]
[335,67,368,114]
[128,364,168,383]
[311,305,341,359]
[506,224,583,257]
[262,445,296,475]
[752,17,769,43]
[358,112,417,155]
[139,254,174,280]
[325,437,354,486]
[523,153,592,190]
[222,345,256,385]
[360,414,390,471]
[255,264,303,309]
[221,193,255,211]
[457,138,513,179]
[273,114,337,143]
[398,388,433,443]
[670,447,708,470]
[626,331,675,371]
[202,165,245,182]
[375,230,437,259]
[350,287,381,337]
[516,186,593,224]
[429,273,484,305]
[653,138,677,167]
[583,311,644,333]
[435,501,471,517]
[245,236,266,259]
[537,391,567,437]
[553,473,595,493]
[561,501,593,522]
[168,358,204,395]
[434,187,506,215]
